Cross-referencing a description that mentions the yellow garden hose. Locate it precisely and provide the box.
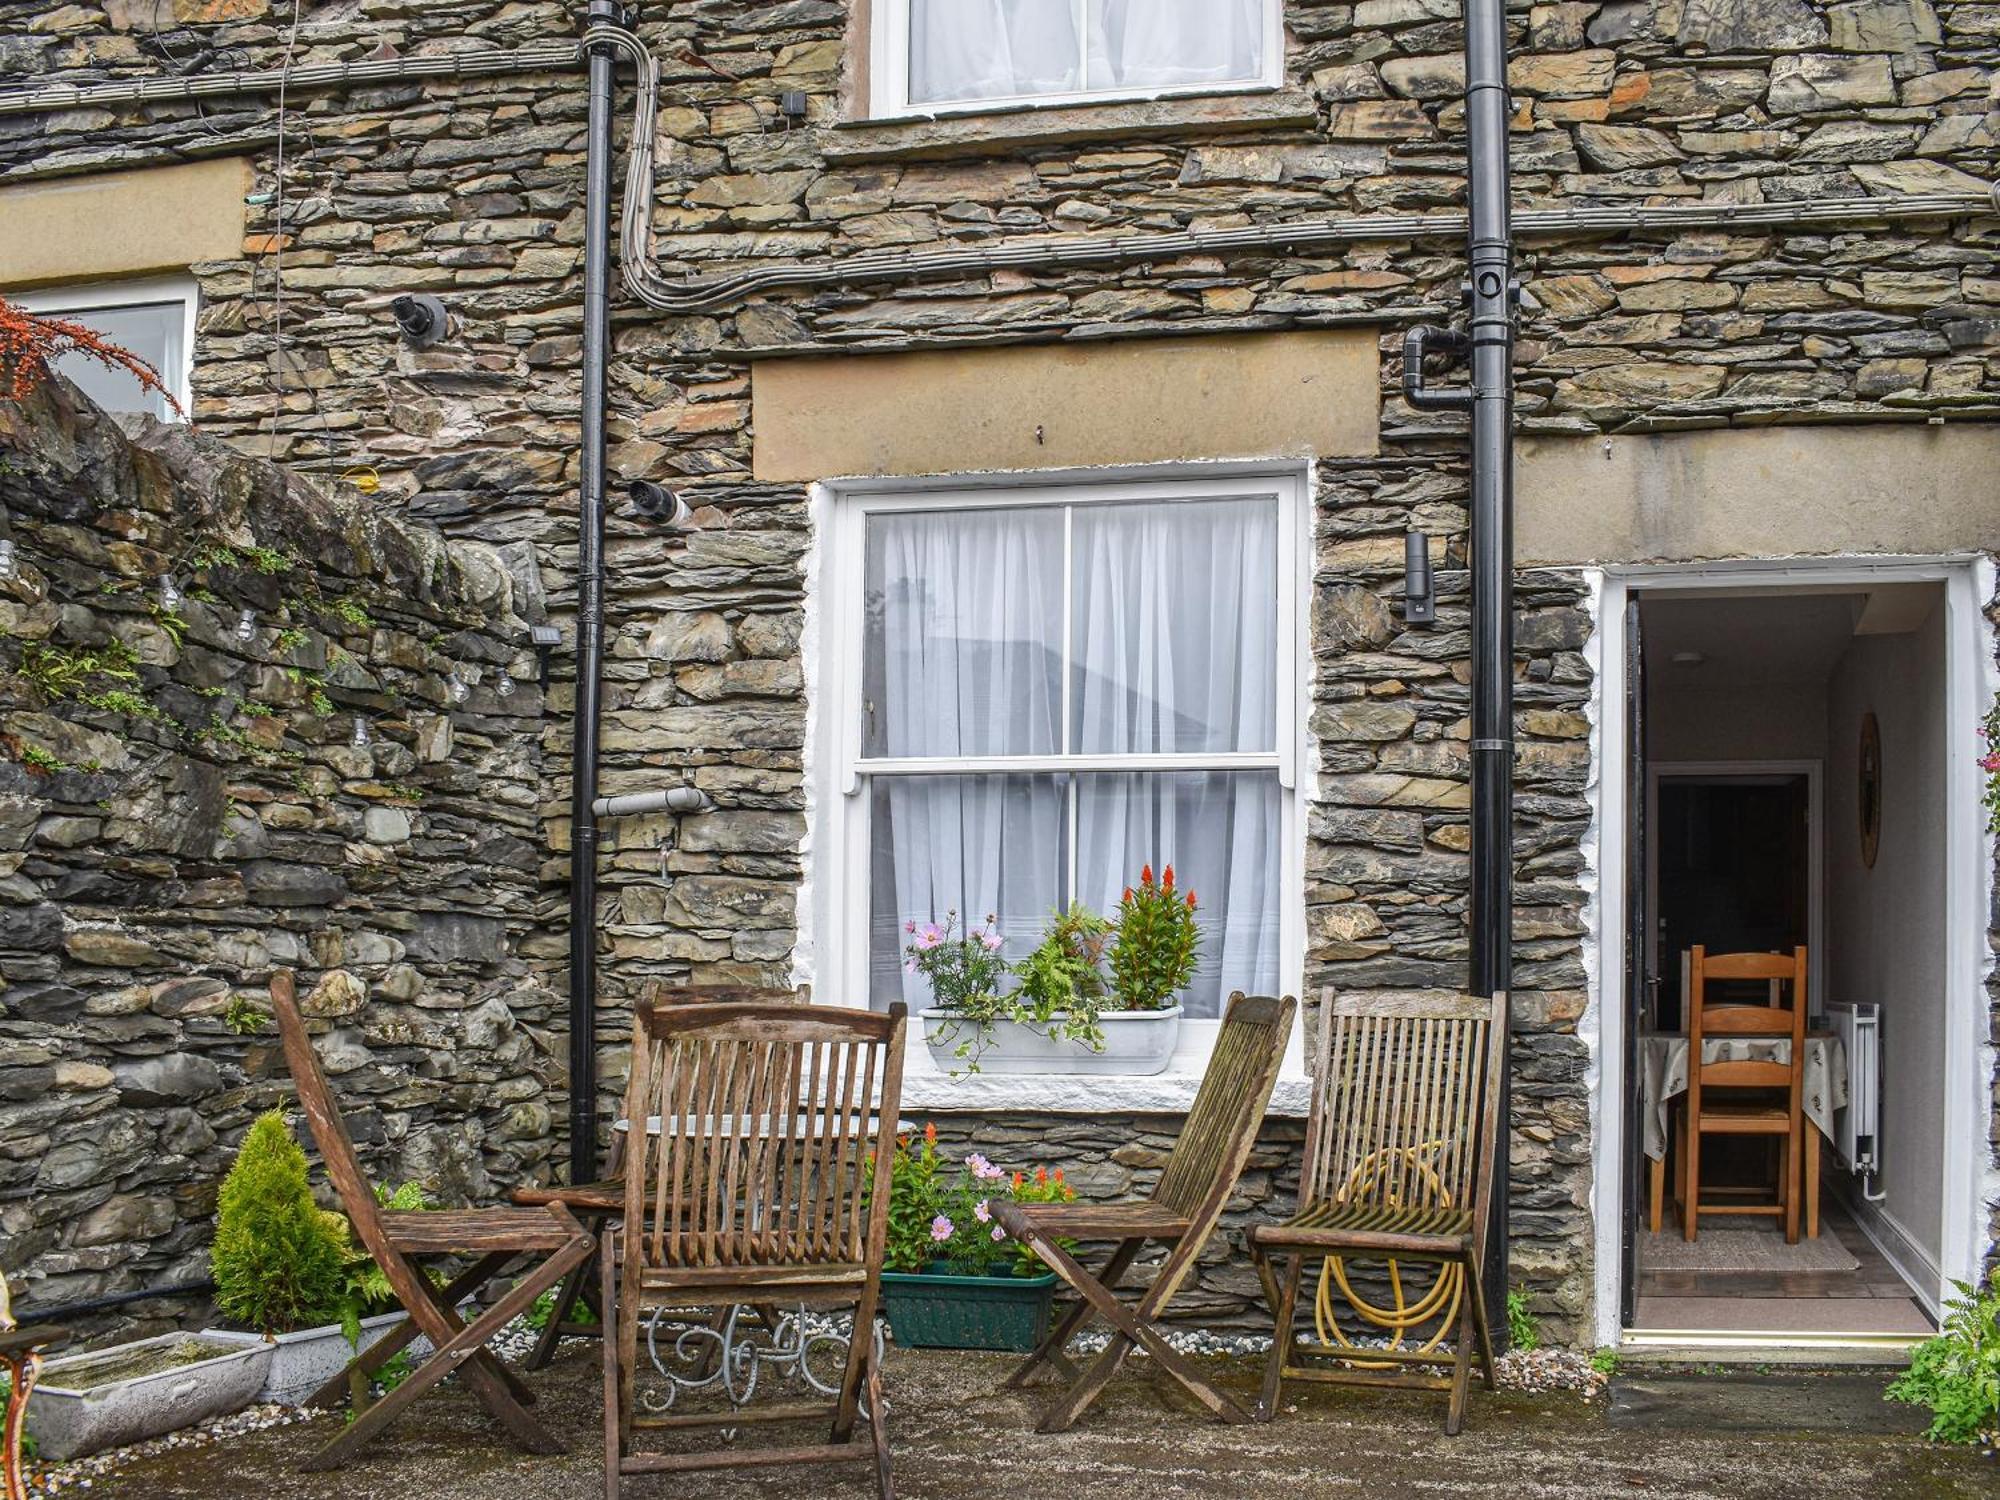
[1311,1142,1461,1368]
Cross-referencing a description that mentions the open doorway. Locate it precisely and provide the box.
[1617,580,1959,1344]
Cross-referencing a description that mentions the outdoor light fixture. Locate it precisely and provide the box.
[390,293,449,348]
[235,607,258,641]
[628,479,692,528]
[0,539,15,582]
[158,573,182,611]
[1403,529,1435,626]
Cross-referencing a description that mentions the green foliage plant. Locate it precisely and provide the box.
[1506,1287,1540,1351]
[1887,1276,2000,1444]
[211,1110,348,1336]
[1108,862,1202,1012]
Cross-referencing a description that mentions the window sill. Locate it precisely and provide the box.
[826,88,1319,165]
[899,1063,1311,1118]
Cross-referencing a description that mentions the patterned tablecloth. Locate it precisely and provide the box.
[1638,1033,1847,1161]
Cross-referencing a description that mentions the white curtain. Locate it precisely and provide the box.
[908,0,1265,106]
[863,499,1282,1018]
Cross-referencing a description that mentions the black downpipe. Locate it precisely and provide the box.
[1462,0,1517,1334]
[568,0,621,1186]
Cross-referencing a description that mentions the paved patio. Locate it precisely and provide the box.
[69,1344,1990,1500]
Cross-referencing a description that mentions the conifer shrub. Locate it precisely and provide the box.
[211,1110,347,1335]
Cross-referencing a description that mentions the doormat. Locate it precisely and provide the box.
[1642,1225,1859,1274]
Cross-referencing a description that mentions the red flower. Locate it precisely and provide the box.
[1162,864,1174,889]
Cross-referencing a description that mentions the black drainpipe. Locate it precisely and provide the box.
[568,0,622,1186]
[1401,0,1516,1335]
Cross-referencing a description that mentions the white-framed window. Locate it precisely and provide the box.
[10,276,197,423]
[811,466,1311,1081]
[868,0,1284,118]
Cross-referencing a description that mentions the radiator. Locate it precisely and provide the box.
[1824,1001,1880,1175]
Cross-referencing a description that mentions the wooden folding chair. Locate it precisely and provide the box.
[1676,946,1809,1243]
[1249,989,1506,1435]
[992,991,1296,1434]
[604,1000,905,1499]
[512,982,806,1370]
[268,971,596,1470]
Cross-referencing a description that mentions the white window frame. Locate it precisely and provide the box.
[805,463,1314,1113]
[11,275,197,422]
[867,0,1285,120]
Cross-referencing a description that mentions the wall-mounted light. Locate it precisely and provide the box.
[629,480,692,528]
[158,573,182,611]
[1403,529,1435,627]
[390,293,449,348]
[235,607,258,641]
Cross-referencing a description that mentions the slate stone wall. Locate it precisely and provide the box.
[0,0,1995,1342]
[0,375,553,1330]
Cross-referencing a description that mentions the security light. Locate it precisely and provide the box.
[390,293,449,348]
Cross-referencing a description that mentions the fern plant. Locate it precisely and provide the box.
[211,1111,348,1335]
[1887,1276,2000,1444]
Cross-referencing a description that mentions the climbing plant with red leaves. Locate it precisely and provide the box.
[0,297,184,417]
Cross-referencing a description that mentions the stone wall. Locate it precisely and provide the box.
[0,374,553,1329]
[0,0,1996,1343]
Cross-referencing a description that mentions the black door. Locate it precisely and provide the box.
[1619,598,1645,1329]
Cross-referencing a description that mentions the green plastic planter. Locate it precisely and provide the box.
[880,1265,1057,1352]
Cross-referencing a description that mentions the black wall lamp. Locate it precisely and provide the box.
[390,293,449,347]
[1404,529,1435,626]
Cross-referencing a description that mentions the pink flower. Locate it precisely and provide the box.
[973,1199,991,1223]
[930,1214,953,1243]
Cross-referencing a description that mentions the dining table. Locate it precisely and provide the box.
[1638,1030,1847,1239]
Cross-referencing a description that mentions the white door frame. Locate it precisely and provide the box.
[1585,554,1998,1345]
[1645,761,1825,1027]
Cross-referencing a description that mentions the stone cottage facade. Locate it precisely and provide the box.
[0,0,1995,1347]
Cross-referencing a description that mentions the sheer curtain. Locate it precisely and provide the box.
[862,497,1282,1017]
[908,0,1266,106]
[1070,499,1281,1015]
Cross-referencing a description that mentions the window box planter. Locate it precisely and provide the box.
[880,1265,1057,1352]
[203,1308,443,1408]
[26,1332,272,1462]
[920,1005,1182,1075]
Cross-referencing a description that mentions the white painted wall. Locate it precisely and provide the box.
[1824,594,1949,1281]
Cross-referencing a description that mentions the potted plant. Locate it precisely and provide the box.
[915,866,1199,1076]
[200,1111,419,1407]
[876,1124,1072,1352]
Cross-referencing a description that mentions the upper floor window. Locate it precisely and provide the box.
[10,277,195,423]
[872,0,1282,117]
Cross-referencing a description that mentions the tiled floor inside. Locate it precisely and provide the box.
[1634,1190,1934,1335]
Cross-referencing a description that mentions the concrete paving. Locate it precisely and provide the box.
[77,1345,1992,1500]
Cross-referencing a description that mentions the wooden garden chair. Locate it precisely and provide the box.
[512,982,806,1370]
[603,1000,905,1499]
[1249,989,1506,1435]
[992,991,1297,1434]
[268,970,596,1469]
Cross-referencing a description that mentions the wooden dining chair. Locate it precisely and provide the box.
[603,1000,905,1499]
[268,971,597,1469]
[1249,989,1506,1435]
[1676,946,1809,1243]
[512,981,806,1370]
[991,991,1297,1434]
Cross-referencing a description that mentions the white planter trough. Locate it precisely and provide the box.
[26,1332,272,1462]
[921,1006,1182,1076]
[204,1308,439,1408]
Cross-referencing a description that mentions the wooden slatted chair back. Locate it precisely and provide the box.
[1152,993,1297,1222]
[1300,990,1509,1237]
[269,970,398,1271]
[1688,946,1807,1094]
[622,1002,906,1273]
